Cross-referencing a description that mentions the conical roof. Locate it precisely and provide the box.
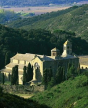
[64,40,70,45]
[51,47,59,52]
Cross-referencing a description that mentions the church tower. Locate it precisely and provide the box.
[61,40,72,57]
[51,47,60,57]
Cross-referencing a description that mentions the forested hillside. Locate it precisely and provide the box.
[7,4,88,41]
[0,0,87,6]
[0,24,88,69]
[0,9,21,24]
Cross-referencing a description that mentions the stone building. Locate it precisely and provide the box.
[1,40,79,85]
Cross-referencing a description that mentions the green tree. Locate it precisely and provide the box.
[62,67,65,81]
[47,68,53,83]
[11,67,15,85]
[5,51,11,65]
[26,63,33,82]
[2,73,5,84]
[42,68,48,89]
[47,77,55,90]
[77,63,80,75]
[11,65,18,85]
[0,86,3,93]
[8,73,10,81]
[14,65,18,85]
[67,64,76,79]
[55,66,62,84]
[23,66,27,85]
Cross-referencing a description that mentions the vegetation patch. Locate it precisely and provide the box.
[31,74,88,108]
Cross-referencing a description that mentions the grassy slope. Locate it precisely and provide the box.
[0,91,50,108]
[7,4,88,40]
[31,75,88,108]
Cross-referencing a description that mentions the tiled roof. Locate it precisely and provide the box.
[11,53,43,61]
[79,56,88,65]
[11,53,57,62]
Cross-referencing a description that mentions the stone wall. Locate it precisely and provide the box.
[0,84,44,94]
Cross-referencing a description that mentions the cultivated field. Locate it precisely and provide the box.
[0,6,70,15]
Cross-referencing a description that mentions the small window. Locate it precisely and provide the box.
[53,53,55,56]
[67,46,69,49]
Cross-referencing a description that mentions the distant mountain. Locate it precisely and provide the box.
[0,0,88,7]
[7,4,88,41]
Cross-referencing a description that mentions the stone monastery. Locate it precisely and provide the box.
[1,40,79,85]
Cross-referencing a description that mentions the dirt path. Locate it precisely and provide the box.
[15,93,34,99]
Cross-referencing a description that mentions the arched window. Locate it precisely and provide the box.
[34,62,40,69]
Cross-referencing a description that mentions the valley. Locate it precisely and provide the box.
[0,6,70,15]
[0,2,88,108]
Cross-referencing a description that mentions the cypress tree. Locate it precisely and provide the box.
[2,73,5,84]
[26,63,33,82]
[8,73,10,81]
[77,63,80,75]
[11,67,15,85]
[42,68,48,89]
[55,66,62,84]
[47,77,55,90]
[5,51,11,65]
[62,68,65,81]
[67,64,75,79]
[23,66,27,85]
[15,65,18,85]
[11,65,18,85]
[47,68,53,83]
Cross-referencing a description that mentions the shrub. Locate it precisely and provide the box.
[0,86,3,93]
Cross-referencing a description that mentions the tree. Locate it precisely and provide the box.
[55,66,63,84]
[77,63,80,75]
[23,66,27,85]
[11,65,18,85]
[42,68,53,89]
[5,51,12,65]
[2,73,5,84]
[14,65,18,85]
[67,64,76,79]
[47,77,55,90]
[47,68,53,83]
[11,67,15,85]
[8,73,10,81]
[26,63,33,82]
[62,67,65,81]
[42,68,48,89]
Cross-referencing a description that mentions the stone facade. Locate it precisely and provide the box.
[1,40,79,85]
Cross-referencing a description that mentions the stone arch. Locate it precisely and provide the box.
[34,62,42,82]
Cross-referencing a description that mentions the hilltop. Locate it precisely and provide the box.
[31,74,88,108]
[7,4,88,41]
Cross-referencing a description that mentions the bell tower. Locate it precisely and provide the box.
[61,40,72,57]
[51,47,60,57]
